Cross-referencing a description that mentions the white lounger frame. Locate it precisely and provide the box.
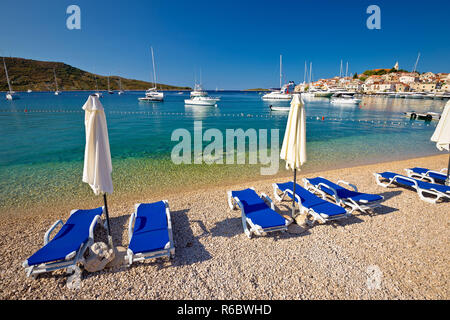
[405,168,448,184]
[303,176,384,213]
[227,188,289,238]
[125,200,175,265]
[374,173,450,204]
[22,207,104,278]
[272,183,351,226]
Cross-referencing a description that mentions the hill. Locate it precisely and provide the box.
[0,57,191,91]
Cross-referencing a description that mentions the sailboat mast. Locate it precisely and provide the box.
[340,59,343,78]
[345,62,348,78]
[413,52,421,73]
[280,55,282,89]
[309,62,312,85]
[54,69,59,91]
[3,58,13,92]
[303,61,307,84]
[151,46,157,89]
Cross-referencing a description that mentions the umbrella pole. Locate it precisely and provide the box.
[103,194,114,248]
[292,168,297,220]
[446,150,450,186]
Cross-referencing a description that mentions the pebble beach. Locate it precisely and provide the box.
[0,154,449,300]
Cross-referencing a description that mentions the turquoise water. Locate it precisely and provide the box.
[0,91,445,211]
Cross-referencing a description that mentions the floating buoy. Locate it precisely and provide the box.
[322,116,325,121]
[24,109,27,113]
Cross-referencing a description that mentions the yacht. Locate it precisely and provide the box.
[190,83,208,97]
[262,82,295,100]
[138,46,164,102]
[27,89,32,93]
[262,55,294,101]
[3,57,19,100]
[330,92,361,105]
[53,68,61,95]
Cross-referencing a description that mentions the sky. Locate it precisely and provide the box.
[1,0,449,89]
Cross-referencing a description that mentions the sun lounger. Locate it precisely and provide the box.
[227,188,289,238]
[272,182,350,225]
[405,167,448,184]
[125,200,175,265]
[303,176,384,213]
[374,171,450,204]
[22,207,104,277]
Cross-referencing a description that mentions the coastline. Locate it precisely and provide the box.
[1,153,448,299]
[0,152,443,216]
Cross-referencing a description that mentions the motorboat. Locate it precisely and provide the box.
[269,105,290,111]
[185,94,219,106]
[138,46,164,102]
[3,57,19,100]
[330,92,361,105]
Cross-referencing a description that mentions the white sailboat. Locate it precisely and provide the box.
[138,46,164,102]
[3,57,19,100]
[262,55,293,101]
[53,68,61,95]
[94,75,103,98]
[107,76,114,94]
[302,62,316,99]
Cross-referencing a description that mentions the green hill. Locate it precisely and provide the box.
[0,57,191,91]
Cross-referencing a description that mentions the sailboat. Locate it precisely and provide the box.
[261,55,294,101]
[94,75,103,98]
[117,77,124,95]
[53,68,61,95]
[302,62,316,99]
[138,46,164,102]
[107,76,114,94]
[3,57,19,100]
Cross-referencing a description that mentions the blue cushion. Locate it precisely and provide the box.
[276,182,347,217]
[129,201,170,255]
[307,177,383,203]
[27,207,103,266]
[232,189,286,228]
[379,172,450,194]
[134,202,168,233]
[410,167,447,183]
[231,189,268,214]
[129,229,170,254]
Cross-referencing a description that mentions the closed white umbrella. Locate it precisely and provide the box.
[431,100,450,185]
[280,93,307,218]
[82,94,114,246]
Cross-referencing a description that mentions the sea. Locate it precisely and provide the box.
[0,90,446,211]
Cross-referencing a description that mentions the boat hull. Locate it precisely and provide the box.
[184,99,218,106]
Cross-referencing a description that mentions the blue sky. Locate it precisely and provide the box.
[1,0,449,89]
